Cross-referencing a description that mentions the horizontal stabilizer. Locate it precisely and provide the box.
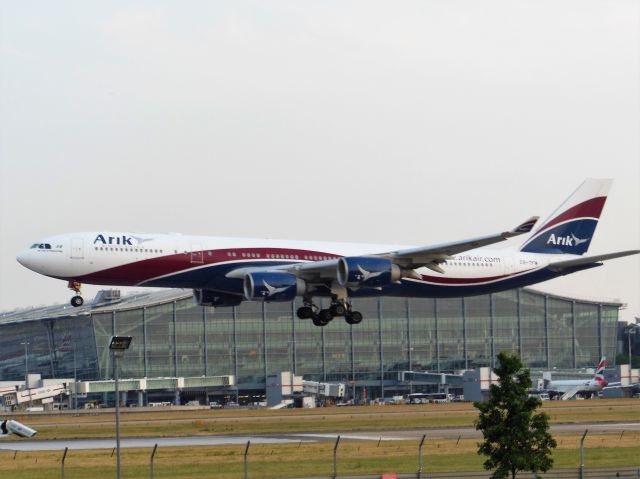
[548,250,639,273]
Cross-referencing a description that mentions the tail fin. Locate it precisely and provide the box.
[594,356,607,387]
[520,178,612,255]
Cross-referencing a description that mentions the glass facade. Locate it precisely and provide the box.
[0,288,622,394]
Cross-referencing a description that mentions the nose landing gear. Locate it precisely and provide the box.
[68,281,84,307]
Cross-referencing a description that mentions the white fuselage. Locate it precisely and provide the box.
[16,231,561,296]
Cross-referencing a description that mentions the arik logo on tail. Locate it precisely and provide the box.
[546,233,589,247]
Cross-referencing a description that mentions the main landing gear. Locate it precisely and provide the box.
[296,297,363,327]
[68,281,84,307]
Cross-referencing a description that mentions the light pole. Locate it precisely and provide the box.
[109,336,132,479]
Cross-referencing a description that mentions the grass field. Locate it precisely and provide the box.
[1,399,638,478]
[8,399,639,440]
[2,432,639,478]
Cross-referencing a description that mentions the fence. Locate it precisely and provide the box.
[6,429,639,479]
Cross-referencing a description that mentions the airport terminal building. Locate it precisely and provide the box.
[0,288,621,401]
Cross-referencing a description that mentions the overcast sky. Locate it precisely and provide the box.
[1,1,638,321]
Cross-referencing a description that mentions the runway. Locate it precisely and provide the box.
[1,422,637,451]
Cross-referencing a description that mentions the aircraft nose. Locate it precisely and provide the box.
[16,250,33,270]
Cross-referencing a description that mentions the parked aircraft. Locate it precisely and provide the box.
[543,357,609,399]
[16,179,638,326]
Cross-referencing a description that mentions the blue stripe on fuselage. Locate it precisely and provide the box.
[141,261,602,299]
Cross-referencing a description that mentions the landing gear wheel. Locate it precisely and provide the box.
[71,295,84,307]
[311,309,333,326]
[318,309,333,322]
[345,311,363,325]
[330,304,346,317]
[297,306,313,319]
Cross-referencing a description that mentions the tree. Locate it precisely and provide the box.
[474,352,557,479]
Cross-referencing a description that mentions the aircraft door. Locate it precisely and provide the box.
[70,238,84,259]
[190,245,203,264]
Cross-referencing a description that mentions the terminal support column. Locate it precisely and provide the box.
[462,297,468,370]
[232,306,238,381]
[262,303,267,386]
[142,307,148,378]
[203,306,208,376]
[173,301,178,377]
[350,311,356,400]
[597,304,603,360]
[378,299,384,399]
[322,304,327,382]
[434,299,440,373]
[406,298,412,372]
[291,302,297,374]
[516,289,523,359]
[571,301,577,369]
[489,294,495,369]
[544,296,550,369]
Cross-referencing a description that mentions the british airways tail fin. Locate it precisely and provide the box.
[594,357,607,387]
[519,178,612,255]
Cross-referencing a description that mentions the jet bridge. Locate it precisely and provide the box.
[400,371,465,386]
[399,371,466,400]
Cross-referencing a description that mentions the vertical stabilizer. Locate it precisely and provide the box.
[520,179,612,255]
[594,356,607,387]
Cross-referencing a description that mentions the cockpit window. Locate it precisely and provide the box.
[30,243,52,249]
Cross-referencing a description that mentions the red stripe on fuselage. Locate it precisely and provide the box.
[71,248,340,286]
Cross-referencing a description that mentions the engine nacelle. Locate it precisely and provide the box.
[244,272,306,302]
[337,257,401,288]
[193,289,243,307]
[1,420,37,438]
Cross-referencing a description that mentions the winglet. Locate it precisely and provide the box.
[505,216,540,238]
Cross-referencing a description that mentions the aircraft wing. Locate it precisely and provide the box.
[547,250,640,273]
[373,216,539,273]
[226,216,539,282]
[226,259,339,283]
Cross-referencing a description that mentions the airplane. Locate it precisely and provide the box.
[0,419,37,438]
[16,178,639,327]
[542,357,609,399]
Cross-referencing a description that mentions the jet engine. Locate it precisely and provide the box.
[244,272,306,302]
[193,289,243,307]
[1,420,37,438]
[337,257,401,288]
